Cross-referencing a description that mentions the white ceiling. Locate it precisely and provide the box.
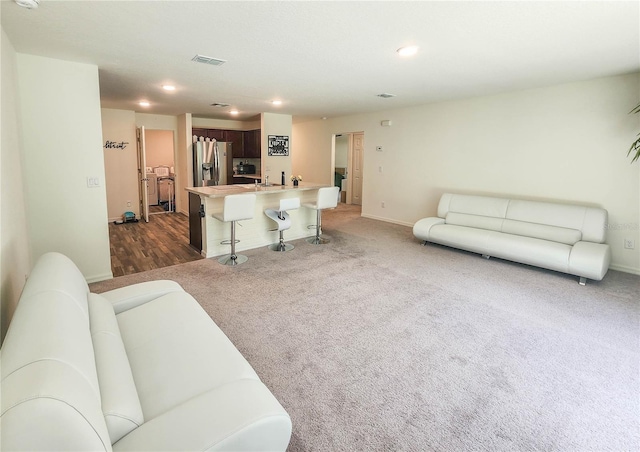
[2,1,639,121]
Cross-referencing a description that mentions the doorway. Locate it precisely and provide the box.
[138,128,176,219]
[333,132,364,206]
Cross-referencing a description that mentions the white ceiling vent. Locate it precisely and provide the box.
[210,102,230,108]
[192,55,227,66]
[377,93,396,98]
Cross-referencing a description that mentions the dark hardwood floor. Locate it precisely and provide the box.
[109,212,203,277]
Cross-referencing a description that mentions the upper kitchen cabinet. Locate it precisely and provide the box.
[224,130,245,158]
[192,128,207,139]
[192,128,225,141]
[243,129,261,158]
[191,128,259,158]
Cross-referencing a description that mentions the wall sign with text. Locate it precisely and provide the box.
[268,135,289,156]
[104,140,129,150]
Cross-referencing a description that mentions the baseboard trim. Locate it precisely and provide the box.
[361,213,413,228]
[609,264,640,275]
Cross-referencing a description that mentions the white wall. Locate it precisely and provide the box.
[101,108,138,220]
[262,113,292,185]
[145,129,174,169]
[16,54,112,282]
[293,73,640,274]
[293,119,334,186]
[192,117,259,131]
[1,29,31,342]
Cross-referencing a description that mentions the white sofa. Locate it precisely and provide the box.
[413,193,611,284]
[1,252,292,451]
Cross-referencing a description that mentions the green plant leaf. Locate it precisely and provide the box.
[628,134,640,163]
[629,104,640,163]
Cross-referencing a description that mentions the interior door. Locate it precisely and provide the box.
[137,126,150,222]
[350,132,364,206]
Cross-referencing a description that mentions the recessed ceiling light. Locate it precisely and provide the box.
[15,0,39,9]
[397,45,419,57]
[271,100,283,106]
[230,110,239,116]
[162,85,176,91]
[139,101,150,107]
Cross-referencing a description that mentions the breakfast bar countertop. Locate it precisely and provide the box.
[232,173,261,180]
[186,182,327,198]
[186,183,331,259]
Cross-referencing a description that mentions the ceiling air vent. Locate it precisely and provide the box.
[210,102,230,108]
[377,93,396,98]
[192,55,227,66]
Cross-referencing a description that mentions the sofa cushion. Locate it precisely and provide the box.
[445,212,504,232]
[99,280,184,314]
[506,199,607,243]
[428,224,496,255]
[486,232,572,273]
[115,291,260,420]
[501,219,582,245]
[438,193,510,219]
[89,293,144,444]
[112,379,292,452]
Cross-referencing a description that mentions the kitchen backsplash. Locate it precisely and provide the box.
[233,158,260,174]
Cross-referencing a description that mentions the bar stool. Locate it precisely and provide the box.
[304,186,339,245]
[265,198,300,251]
[212,194,256,265]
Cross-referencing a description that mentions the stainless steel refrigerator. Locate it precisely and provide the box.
[192,138,230,186]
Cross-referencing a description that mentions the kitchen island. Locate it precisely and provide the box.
[186,182,331,258]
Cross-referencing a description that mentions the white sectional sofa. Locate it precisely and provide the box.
[413,193,611,284]
[1,252,292,451]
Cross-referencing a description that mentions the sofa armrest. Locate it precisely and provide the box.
[413,217,445,242]
[97,280,184,314]
[568,241,611,281]
[112,379,292,452]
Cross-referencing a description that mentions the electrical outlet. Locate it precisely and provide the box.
[381,201,385,208]
[624,238,635,249]
[127,201,132,207]
[378,166,383,173]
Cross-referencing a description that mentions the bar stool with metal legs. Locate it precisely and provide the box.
[265,197,300,251]
[212,194,256,265]
[304,186,339,244]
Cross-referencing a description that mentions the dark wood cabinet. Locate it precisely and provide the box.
[192,127,260,159]
[188,192,203,252]
[192,128,226,142]
[224,130,245,157]
[192,128,207,139]
[243,129,261,158]
[231,176,260,185]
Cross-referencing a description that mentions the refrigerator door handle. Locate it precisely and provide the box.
[213,142,220,185]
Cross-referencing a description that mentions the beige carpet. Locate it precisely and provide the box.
[91,204,640,451]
